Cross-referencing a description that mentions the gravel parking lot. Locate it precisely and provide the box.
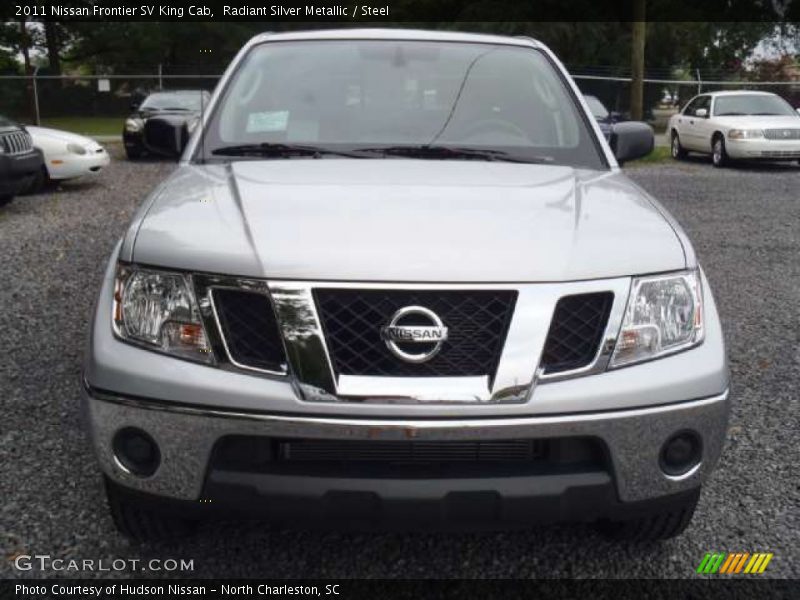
[1,150,798,579]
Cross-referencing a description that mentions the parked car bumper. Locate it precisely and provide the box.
[726,138,800,160]
[0,149,43,195]
[46,147,110,180]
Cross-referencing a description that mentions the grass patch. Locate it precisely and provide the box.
[38,117,122,137]
[628,146,671,165]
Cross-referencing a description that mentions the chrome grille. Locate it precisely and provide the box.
[763,128,800,140]
[314,289,517,378]
[0,131,33,155]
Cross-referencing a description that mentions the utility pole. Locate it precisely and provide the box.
[630,0,646,121]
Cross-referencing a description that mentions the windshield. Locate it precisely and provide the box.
[201,40,606,169]
[713,94,797,117]
[140,91,207,111]
[583,95,609,119]
[0,115,17,127]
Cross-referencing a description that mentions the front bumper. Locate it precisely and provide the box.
[726,138,800,160]
[0,149,43,194]
[85,383,729,514]
[47,148,110,180]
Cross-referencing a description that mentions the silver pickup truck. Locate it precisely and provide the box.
[83,29,729,542]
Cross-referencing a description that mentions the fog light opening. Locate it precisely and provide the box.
[112,427,161,477]
[660,430,702,477]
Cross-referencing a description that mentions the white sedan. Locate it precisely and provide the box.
[25,126,110,191]
[668,91,800,167]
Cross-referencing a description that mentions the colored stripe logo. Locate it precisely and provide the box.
[696,552,773,574]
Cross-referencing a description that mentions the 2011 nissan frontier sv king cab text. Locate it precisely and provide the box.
[83,29,729,542]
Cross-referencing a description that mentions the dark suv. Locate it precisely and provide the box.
[0,116,44,206]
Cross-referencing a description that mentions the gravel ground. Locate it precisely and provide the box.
[1,149,798,579]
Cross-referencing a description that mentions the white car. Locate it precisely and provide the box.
[668,91,800,167]
[25,126,110,191]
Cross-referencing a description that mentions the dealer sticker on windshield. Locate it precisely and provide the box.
[246,111,289,133]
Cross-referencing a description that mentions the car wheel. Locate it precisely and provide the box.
[125,146,143,160]
[596,488,700,541]
[670,131,687,160]
[0,194,14,207]
[712,135,729,168]
[104,476,197,543]
[25,165,51,194]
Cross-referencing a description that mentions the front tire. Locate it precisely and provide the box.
[25,165,51,194]
[104,476,197,543]
[712,135,729,168]
[670,131,687,160]
[125,145,143,160]
[596,488,700,541]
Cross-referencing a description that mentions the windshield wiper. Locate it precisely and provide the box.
[355,145,553,164]
[716,112,746,116]
[751,112,783,116]
[210,143,368,159]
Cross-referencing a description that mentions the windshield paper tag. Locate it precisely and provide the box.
[246,111,289,133]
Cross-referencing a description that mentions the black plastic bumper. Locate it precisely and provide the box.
[108,468,701,531]
[0,149,43,195]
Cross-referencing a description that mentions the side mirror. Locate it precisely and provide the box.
[695,108,708,118]
[610,121,654,164]
[796,107,800,116]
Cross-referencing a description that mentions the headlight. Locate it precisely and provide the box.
[67,142,87,155]
[728,129,764,140]
[113,264,212,363]
[125,118,143,133]
[610,270,704,368]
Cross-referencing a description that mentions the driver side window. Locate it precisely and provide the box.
[684,96,709,117]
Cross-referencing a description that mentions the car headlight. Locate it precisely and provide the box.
[112,264,212,363]
[610,270,704,368]
[728,129,764,140]
[125,118,143,133]
[67,142,88,155]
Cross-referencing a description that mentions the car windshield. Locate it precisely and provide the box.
[713,94,797,117]
[583,95,609,119]
[0,115,17,127]
[201,40,606,169]
[140,92,206,111]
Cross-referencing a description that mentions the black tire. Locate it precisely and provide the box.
[670,131,687,160]
[125,145,143,160]
[596,488,700,541]
[711,134,729,168]
[0,194,13,207]
[104,476,197,543]
[24,165,50,194]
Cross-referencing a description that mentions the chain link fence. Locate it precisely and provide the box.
[0,70,797,138]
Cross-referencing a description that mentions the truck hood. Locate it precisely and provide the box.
[130,160,687,282]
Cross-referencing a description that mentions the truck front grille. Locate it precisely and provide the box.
[212,288,286,373]
[314,289,517,378]
[540,292,614,374]
[0,130,33,155]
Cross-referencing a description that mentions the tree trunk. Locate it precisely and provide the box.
[44,22,62,75]
[630,0,647,121]
[18,19,37,123]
